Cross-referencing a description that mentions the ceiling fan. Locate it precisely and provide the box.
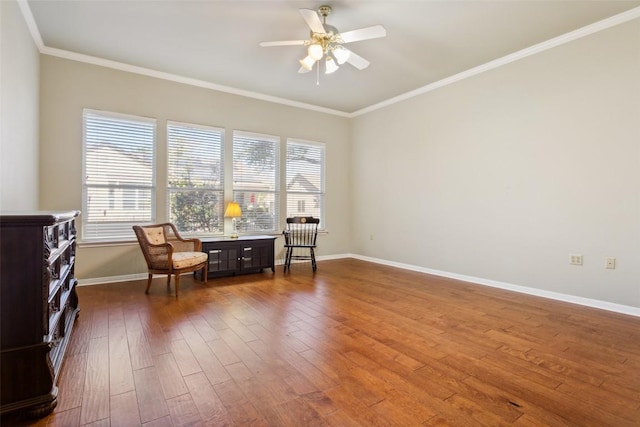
[259,5,387,76]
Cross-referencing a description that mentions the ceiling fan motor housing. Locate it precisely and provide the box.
[318,5,332,18]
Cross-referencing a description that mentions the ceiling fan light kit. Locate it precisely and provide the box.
[308,43,324,60]
[259,5,387,80]
[325,57,339,74]
[299,55,316,72]
[333,46,351,65]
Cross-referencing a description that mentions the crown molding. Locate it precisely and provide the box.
[16,1,640,119]
[39,45,352,118]
[16,0,349,118]
[351,6,640,117]
[16,0,43,50]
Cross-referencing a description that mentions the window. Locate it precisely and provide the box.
[82,109,156,241]
[286,139,325,227]
[232,131,279,233]
[167,121,224,234]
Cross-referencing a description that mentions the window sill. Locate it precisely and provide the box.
[78,230,328,248]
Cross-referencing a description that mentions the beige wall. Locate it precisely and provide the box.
[0,0,40,210]
[7,2,640,309]
[39,56,351,279]
[351,19,640,307]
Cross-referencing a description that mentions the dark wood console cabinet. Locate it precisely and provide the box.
[0,211,80,417]
[200,235,276,278]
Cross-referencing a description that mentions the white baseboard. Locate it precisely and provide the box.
[349,254,640,318]
[79,273,148,286]
[78,253,640,318]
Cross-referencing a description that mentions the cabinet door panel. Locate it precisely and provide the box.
[241,243,270,270]
[207,247,238,273]
[241,246,257,269]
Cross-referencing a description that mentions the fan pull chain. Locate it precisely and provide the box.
[316,62,320,86]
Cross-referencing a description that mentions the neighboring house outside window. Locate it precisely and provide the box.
[286,139,325,228]
[82,109,156,242]
[232,131,280,233]
[167,121,224,235]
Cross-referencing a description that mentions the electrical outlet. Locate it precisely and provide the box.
[605,257,616,269]
[569,254,583,266]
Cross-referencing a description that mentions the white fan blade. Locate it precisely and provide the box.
[259,40,306,47]
[339,25,387,43]
[298,66,311,74]
[345,49,370,70]
[300,8,325,34]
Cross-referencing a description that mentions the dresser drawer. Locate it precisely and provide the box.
[45,225,58,251]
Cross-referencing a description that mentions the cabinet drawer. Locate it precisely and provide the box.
[47,258,62,295]
[47,286,62,334]
[45,225,58,250]
[47,309,65,368]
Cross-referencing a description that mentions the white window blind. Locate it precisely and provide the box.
[167,121,224,234]
[82,109,156,241]
[286,139,325,227]
[232,131,279,233]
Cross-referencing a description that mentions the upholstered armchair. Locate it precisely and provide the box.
[133,223,208,298]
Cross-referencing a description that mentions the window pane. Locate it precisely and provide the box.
[167,122,224,234]
[287,193,324,219]
[232,131,279,233]
[286,140,325,227]
[233,132,278,191]
[233,191,277,233]
[286,142,323,191]
[167,122,223,189]
[169,189,224,233]
[83,110,155,241]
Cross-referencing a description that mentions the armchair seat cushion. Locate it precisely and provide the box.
[172,251,208,270]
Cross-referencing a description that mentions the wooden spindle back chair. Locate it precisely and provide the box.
[283,216,320,272]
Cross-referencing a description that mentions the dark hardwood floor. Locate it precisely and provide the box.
[3,258,640,426]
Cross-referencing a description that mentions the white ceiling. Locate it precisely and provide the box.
[26,1,640,114]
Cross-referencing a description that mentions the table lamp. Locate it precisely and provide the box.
[224,202,242,238]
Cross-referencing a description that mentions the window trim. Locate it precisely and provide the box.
[81,109,157,243]
[285,138,326,229]
[166,120,225,236]
[232,130,281,234]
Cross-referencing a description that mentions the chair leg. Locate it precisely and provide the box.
[166,274,172,291]
[145,273,153,294]
[283,248,287,271]
[310,248,317,272]
[284,248,291,272]
[202,263,208,284]
[174,274,180,299]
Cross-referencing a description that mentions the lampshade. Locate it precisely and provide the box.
[325,57,339,74]
[224,202,242,218]
[333,46,351,65]
[307,43,324,60]
[299,55,316,71]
